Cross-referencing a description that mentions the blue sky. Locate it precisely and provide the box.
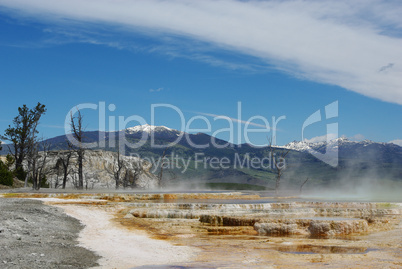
[0,0,401,146]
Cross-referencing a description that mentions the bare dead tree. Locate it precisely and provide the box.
[113,147,124,189]
[24,137,34,188]
[300,177,310,194]
[268,137,290,196]
[158,147,169,188]
[84,174,89,190]
[36,141,50,189]
[70,169,78,189]
[167,170,177,182]
[56,150,72,189]
[53,174,60,189]
[24,122,38,189]
[24,120,50,190]
[24,121,38,187]
[122,171,129,189]
[69,109,85,189]
[128,160,144,189]
[24,129,35,189]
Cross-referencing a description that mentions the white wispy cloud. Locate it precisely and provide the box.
[389,139,402,147]
[349,134,365,141]
[149,87,164,93]
[1,0,402,104]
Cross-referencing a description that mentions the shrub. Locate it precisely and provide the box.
[0,161,13,186]
[13,167,27,182]
[5,154,15,169]
[28,175,50,189]
[39,175,49,188]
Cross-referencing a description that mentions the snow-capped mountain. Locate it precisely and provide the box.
[280,137,402,166]
[282,137,393,153]
[2,125,401,185]
[122,124,231,147]
[282,137,349,152]
[124,124,183,137]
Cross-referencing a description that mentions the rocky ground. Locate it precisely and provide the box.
[0,198,99,269]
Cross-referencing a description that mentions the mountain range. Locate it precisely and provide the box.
[2,124,402,190]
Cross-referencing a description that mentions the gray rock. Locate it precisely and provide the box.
[24,150,158,189]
